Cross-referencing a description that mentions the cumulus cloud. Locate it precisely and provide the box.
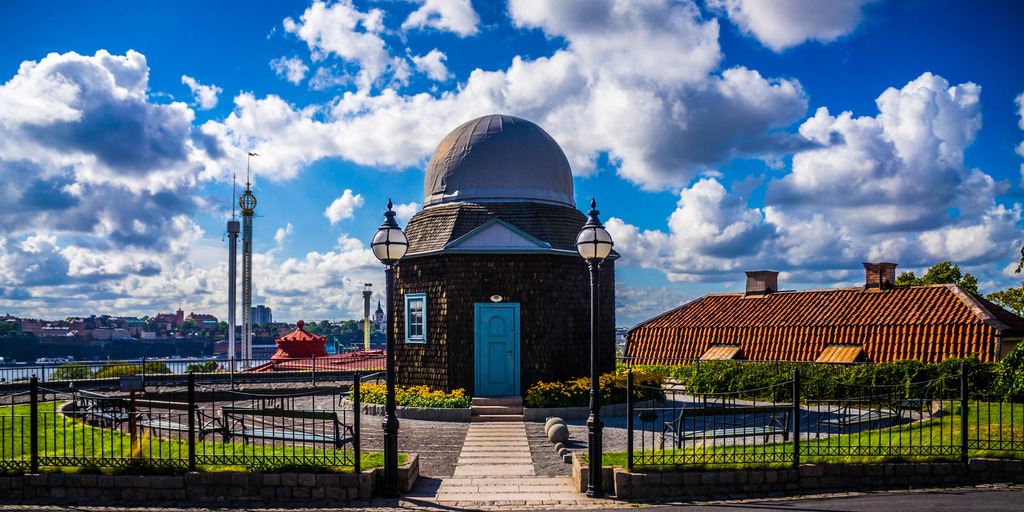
[606,74,1021,288]
[770,73,985,233]
[401,0,479,37]
[392,201,420,225]
[1015,91,1024,158]
[411,49,450,81]
[270,56,309,85]
[210,0,808,191]
[275,223,295,245]
[181,75,221,110]
[324,189,365,224]
[708,0,877,52]
[283,0,407,90]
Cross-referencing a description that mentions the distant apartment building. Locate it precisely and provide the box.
[188,314,219,331]
[252,305,272,325]
[154,309,185,330]
[119,318,146,337]
[93,327,131,340]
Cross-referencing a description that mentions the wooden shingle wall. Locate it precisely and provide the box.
[393,253,615,395]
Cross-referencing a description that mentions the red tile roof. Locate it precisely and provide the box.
[626,284,1024,363]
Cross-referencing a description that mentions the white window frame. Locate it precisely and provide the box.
[405,293,427,344]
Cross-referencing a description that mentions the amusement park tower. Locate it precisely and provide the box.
[239,153,258,362]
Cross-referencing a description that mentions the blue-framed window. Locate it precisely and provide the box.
[405,294,426,344]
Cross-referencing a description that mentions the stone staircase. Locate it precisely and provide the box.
[471,396,523,422]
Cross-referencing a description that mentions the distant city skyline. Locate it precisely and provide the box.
[1,1,1023,328]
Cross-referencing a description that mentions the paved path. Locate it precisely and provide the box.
[402,421,604,509]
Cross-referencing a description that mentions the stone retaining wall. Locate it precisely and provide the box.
[0,454,418,503]
[572,454,1024,498]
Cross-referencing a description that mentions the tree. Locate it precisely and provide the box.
[987,283,1024,316]
[180,318,198,334]
[895,261,978,293]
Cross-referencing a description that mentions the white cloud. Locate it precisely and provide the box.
[401,0,479,37]
[708,0,877,52]
[324,189,365,224]
[411,49,450,82]
[181,75,221,110]
[1015,91,1024,158]
[270,56,309,85]
[770,73,986,233]
[275,223,295,245]
[392,201,419,225]
[283,0,405,90]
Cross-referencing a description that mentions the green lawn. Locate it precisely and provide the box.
[599,401,1023,471]
[0,402,400,474]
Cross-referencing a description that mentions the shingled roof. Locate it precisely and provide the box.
[404,202,587,255]
[626,284,1024,363]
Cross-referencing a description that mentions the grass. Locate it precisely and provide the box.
[596,400,1023,471]
[0,401,401,474]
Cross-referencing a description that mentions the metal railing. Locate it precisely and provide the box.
[0,373,371,473]
[625,362,1023,471]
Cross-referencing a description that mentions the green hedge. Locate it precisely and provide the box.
[622,354,1010,402]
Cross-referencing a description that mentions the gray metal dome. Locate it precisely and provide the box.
[423,115,574,208]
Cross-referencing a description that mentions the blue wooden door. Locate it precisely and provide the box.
[474,303,520,397]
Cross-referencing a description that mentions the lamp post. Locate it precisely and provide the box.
[575,198,613,498]
[371,199,408,497]
[363,283,373,351]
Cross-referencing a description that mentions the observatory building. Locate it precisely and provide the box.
[393,114,616,396]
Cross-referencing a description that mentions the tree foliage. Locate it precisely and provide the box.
[896,261,978,293]
[987,283,1024,316]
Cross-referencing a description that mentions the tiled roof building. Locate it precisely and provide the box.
[626,263,1024,364]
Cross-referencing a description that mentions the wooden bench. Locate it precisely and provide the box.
[662,405,791,449]
[132,399,220,440]
[220,406,354,449]
[74,390,130,427]
[818,398,899,434]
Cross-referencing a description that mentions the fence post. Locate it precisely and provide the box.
[792,368,800,467]
[188,371,196,471]
[30,375,39,474]
[311,355,316,386]
[960,362,968,463]
[626,369,634,473]
[353,372,361,473]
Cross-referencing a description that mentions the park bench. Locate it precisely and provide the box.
[74,390,130,427]
[220,406,354,449]
[662,405,791,449]
[817,397,901,434]
[132,399,220,440]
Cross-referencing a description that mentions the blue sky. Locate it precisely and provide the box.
[1,0,1023,327]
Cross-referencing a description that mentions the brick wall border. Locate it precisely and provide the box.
[0,454,418,504]
[571,454,1024,498]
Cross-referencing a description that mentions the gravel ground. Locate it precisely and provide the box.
[357,414,469,477]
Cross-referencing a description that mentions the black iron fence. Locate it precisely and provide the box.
[0,373,369,473]
[625,362,1023,471]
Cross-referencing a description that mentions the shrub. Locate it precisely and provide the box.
[997,342,1024,395]
[523,370,665,408]
[186,361,219,373]
[358,384,470,408]
[52,362,92,380]
[93,363,142,379]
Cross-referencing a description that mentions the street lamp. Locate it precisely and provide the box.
[371,199,408,497]
[575,198,613,498]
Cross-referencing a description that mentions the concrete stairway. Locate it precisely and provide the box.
[408,421,587,507]
[471,396,523,422]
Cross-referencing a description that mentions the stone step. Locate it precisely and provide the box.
[471,404,524,416]
[471,396,522,406]
[471,414,525,422]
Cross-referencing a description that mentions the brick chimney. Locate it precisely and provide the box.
[745,270,779,296]
[863,262,898,289]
